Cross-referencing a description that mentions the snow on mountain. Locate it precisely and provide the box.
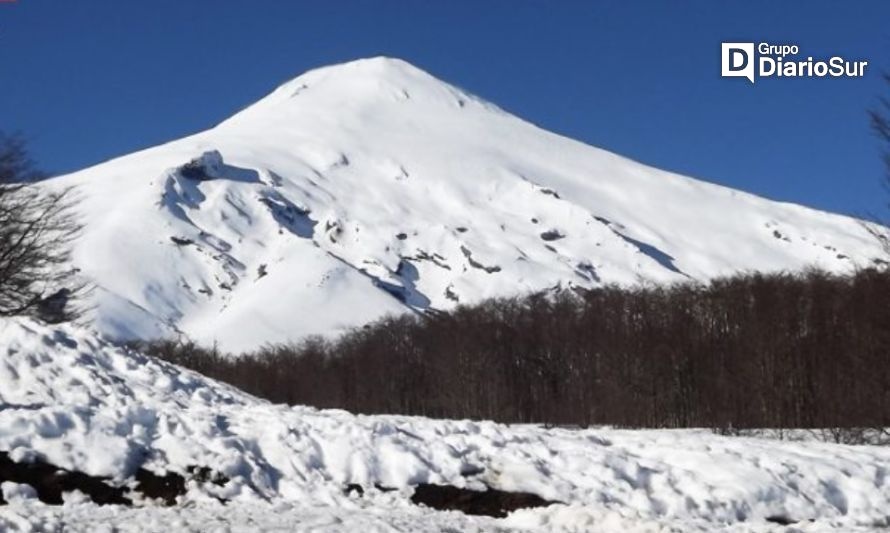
[45,57,884,351]
[2,316,890,532]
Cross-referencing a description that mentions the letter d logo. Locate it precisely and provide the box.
[722,43,755,84]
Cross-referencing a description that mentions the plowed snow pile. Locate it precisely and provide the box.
[1,316,889,532]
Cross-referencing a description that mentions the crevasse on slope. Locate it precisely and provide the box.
[48,57,884,351]
[2,316,890,532]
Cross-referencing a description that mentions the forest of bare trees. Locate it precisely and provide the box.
[142,267,890,431]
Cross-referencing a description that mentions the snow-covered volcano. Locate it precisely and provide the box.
[47,57,883,351]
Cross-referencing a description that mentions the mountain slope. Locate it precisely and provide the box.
[47,57,884,351]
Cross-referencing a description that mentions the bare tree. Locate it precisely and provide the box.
[0,133,84,323]
[866,73,890,254]
[870,74,890,180]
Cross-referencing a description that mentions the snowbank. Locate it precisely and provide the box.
[1,316,889,531]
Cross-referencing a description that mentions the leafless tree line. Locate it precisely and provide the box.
[142,267,890,430]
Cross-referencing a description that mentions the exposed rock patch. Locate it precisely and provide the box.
[460,246,501,274]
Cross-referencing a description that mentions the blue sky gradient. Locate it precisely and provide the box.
[1,1,888,216]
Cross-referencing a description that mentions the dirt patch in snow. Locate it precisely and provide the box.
[0,451,131,505]
[410,483,556,518]
[0,452,228,507]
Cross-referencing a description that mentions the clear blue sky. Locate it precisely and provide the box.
[1,1,888,216]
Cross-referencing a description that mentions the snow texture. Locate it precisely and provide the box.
[1,316,889,531]
[38,57,886,352]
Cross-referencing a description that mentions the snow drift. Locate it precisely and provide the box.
[42,57,885,351]
[1,316,890,531]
